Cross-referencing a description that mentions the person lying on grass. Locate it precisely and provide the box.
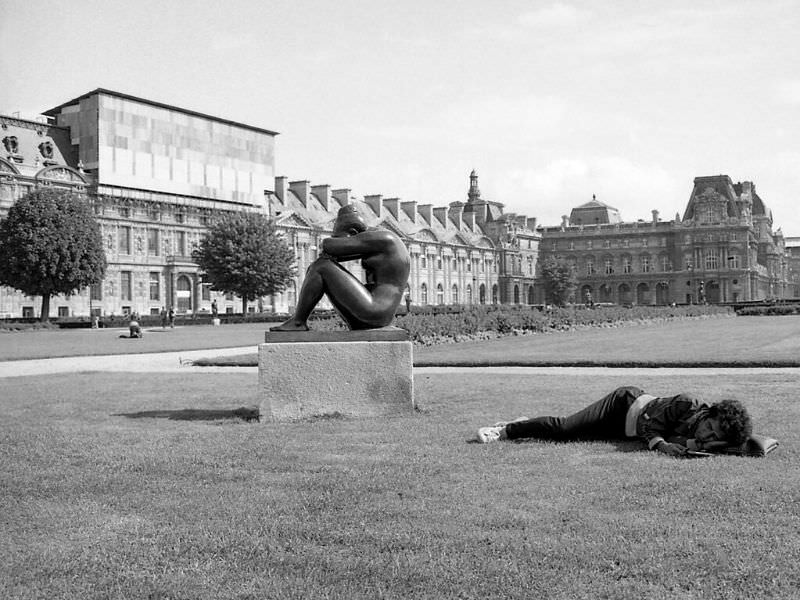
[476,386,752,457]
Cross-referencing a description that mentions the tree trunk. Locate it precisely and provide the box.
[40,294,51,322]
[242,298,247,317]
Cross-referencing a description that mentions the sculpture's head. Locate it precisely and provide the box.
[333,204,368,237]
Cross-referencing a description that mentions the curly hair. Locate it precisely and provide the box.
[711,399,753,446]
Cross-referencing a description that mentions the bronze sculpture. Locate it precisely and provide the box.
[271,204,410,331]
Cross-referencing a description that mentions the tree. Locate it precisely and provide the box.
[0,188,106,321]
[540,256,577,306]
[192,212,296,315]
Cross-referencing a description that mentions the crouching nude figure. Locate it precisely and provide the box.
[271,204,410,331]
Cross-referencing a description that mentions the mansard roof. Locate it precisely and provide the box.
[569,196,622,225]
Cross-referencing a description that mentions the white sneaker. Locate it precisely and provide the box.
[477,425,507,443]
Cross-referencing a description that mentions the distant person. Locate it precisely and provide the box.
[211,299,218,318]
[160,306,167,328]
[168,307,175,328]
[476,386,752,457]
[270,204,410,331]
[128,313,142,338]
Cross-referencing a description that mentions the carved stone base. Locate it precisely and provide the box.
[258,338,414,422]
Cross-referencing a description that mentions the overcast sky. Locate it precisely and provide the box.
[2,1,799,235]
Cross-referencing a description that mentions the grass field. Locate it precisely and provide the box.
[2,316,799,598]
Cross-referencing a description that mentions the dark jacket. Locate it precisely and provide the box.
[637,394,708,449]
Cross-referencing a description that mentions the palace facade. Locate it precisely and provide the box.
[535,175,791,305]
[0,89,539,319]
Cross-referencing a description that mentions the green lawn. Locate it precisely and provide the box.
[1,369,797,599]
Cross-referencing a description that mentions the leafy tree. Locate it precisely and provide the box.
[192,212,296,315]
[540,256,577,306]
[0,188,106,321]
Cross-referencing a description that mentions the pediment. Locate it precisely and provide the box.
[275,211,313,229]
[414,228,439,242]
[35,165,86,184]
[475,236,494,249]
[0,157,20,174]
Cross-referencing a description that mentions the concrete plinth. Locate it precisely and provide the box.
[258,335,414,421]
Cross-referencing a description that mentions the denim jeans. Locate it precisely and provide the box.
[505,386,644,441]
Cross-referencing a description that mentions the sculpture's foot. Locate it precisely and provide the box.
[269,319,310,332]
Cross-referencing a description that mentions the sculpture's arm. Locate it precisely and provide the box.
[322,230,389,260]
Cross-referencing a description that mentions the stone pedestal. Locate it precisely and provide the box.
[258,329,414,421]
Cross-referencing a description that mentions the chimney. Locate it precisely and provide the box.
[463,212,476,232]
[383,197,400,220]
[311,184,331,211]
[418,204,433,226]
[274,176,288,204]
[561,215,569,229]
[401,200,417,223]
[289,180,310,208]
[652,209,659,224]
[526,217,537,230]
[332,188,351,208]
[448,204,464,229]
[433,207,449,228]
[364,194,383,219]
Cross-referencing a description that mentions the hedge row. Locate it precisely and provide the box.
[392,304,733,345]
[736,305,800,316]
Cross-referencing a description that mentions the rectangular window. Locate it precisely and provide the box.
[421,256,427,269]
[705,251,719,270]
[641,256,651,272]
[22,306,34,318]
[120,271,132,301]
[176,212,185,224]
[586,259,595,275]
[119,226,131,254]
[90,282,103,301]
[661,256,671,271]
[149,272,160,301]
[177,231,187,255]
[728,255,740,269]
[58,306,69,317]
[148,229,159,256]
[586,240,593,249]
[119,207,130,218]
[605,259,613,275]
[202,284,211,301]
[623,258,632,274]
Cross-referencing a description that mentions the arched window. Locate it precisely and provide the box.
[513,285,520,304]
[436,283,444,304]
[492,284,498,304]
[466,284,473,305]
[420,283,428,305]
[527,286,535,304]
[452,284,459,304]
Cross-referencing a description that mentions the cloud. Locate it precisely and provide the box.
[493,157,680,226]
[517,3,591,29]
[211,32,256,52]
[774,80,800,105]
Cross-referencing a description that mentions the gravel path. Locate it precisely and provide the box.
[3,348,800,379]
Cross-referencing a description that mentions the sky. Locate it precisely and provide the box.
[2,0,799,235]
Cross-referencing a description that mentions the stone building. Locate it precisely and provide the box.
[535,175,790,305]
[1,89,540,319]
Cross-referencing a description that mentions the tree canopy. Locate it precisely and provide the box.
[540,256,577,307]
[192,212,296,314]
[0,187,106,321]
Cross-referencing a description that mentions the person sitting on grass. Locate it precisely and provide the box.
[476,386,752,457]
[270,204,410,331]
